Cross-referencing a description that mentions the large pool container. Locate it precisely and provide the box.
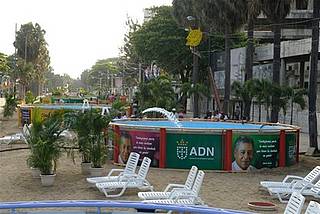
[111,119,300,171]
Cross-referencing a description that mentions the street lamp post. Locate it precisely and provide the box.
[192,47,199,118]
[187,16,200,118]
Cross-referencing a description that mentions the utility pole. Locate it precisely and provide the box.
[308,0,320,152]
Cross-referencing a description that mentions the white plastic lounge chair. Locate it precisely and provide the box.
[138,165,198,200]
[260,166,320,189]
[0,133,26,145]
[142,170,205,205]
[96,157,153,198]
[268,179,320,203]
[283,192,305,214]
[0,136,13,144]
[87,152,140,185]
[305,201,320,214]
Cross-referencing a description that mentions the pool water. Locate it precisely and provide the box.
[111,120,293,130]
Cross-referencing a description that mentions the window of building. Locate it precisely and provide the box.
[296,0,308,10]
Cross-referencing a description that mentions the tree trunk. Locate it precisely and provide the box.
[244,100,251,121]
[271,23,281,123]
[290,100,294,125]
[251,102,255,121]
[223,27,231,115]
[245,16,254,81]
[243,16,254,121]
[258,103,261,122]
[308,0,320,151]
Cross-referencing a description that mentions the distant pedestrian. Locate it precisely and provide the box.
[234,106,240,120]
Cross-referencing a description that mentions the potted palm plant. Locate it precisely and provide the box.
[26,108,65,186]
[89,132,107,176]
[87,109,111,177]
[66,109,111,176]
[67,111,93,174]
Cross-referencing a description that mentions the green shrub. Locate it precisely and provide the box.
[25,91,35,104]
[3,93,17,118]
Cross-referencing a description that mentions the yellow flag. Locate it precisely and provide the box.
[186,28,203,47]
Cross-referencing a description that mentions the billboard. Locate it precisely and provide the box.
[166,133,223,170]
[232,134,280,171]
[119,130,160,167]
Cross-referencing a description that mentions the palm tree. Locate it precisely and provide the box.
[259,0,292,123]
[192,0,247,115]
[245,0,261,81]
[243,1,262,120]
[308,0,319,151]
[289,88,306,125]
[276,85,292,123]
[252,79,273,122]
[231,80,255,120]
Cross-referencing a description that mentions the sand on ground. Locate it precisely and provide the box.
[0,110,319,213]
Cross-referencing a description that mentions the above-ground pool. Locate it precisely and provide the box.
[111,119,300,171]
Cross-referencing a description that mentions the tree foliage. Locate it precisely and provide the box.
[0,53,9,73]
[135,75,176,111]
[12,22,50,97]
[3,92,17,118]
[129,6,192,82]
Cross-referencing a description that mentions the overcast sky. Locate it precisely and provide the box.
[0,0,172,78]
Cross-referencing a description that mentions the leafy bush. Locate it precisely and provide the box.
[3,93,17,118]
[25,90,35,104]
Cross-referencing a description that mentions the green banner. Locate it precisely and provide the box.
[232,134,279,171]
[286,133,297,166]
[166,133,222,170]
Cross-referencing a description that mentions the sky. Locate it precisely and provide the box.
[0,0,172,79]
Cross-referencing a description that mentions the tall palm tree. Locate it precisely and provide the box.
[259,0,292,123]
[245,0,261,81]
[243,1,262,120]
[309,0,320,151]
[192,0,247,115]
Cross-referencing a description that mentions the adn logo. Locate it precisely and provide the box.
[176,139,188,160]
[176,139,215,160]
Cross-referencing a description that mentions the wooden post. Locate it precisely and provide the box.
[279,130,286,167]
[224,130,232,171]
[159,128,167,168]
